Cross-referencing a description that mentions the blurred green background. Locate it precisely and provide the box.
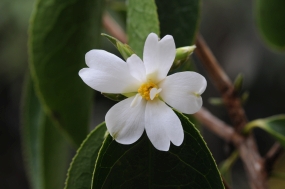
[0,0,285,188]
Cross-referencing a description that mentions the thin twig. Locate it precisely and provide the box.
[195,34,247,132]
[195,108,267,189]
[103,12,127,43]
[195,34,268,189]
[264,143,283,174]
[194,108,243,144]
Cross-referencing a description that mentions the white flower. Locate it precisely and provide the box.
[79,33,207,151]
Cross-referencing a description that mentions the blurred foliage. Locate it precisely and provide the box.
[22,76,71,189]
[0,0,34,81]
[255,0,285,50]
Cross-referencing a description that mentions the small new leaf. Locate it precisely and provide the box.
[208,97,224,106]
[234,73,243,93]
[219,150,239,185]
[241,91,250,105]
[102,93,127,101]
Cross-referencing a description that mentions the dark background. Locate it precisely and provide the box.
[0,0,285,188]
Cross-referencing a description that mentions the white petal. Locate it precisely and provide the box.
[145,99,184,151]
[130,93,142,107]
[79,68,140,93]
[105,96,146,144]
[159,71,207,114]
[85,49,125,68]
[143,33,176,82]
[143,33,159,80]
[156,35,176,81]
[126,54,146,82]
[80,50,142,93]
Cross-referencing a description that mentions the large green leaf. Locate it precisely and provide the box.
[29,0,104,146]
[245,115,285,147]
[256,0,285,50]
[91,110,224,189]
[156,0,200,47]
[127,0,160,58]
[64,123,107,189]
[22,76,70,189]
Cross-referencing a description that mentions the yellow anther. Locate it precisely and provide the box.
[138,81,158,100]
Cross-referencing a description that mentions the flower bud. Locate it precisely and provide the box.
[102,33,135,60]
[241,91,249,105]
[171,45,196,70]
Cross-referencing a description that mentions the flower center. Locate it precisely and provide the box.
[138,82,161,100]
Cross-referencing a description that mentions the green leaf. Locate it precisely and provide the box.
[22,75,70,189]
[256,0,285,50]
[92,110,224,188]
[29,0,104,146]
[156,0,200,47]
[127,0,160,58]
[64,122,106,189]
[245,115,285,147]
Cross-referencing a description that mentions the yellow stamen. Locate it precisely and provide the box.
[138,81,159,100]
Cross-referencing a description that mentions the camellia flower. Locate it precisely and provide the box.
[79,33,207,151]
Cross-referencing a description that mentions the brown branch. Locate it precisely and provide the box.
[264,143,284,174]
[195,34,247,133]
[194,107,243,144]
[195,108,267,189]
[103,12,127,43]
[195,34,268,189]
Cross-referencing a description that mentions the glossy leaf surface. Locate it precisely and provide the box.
[156,0,200,47]
[92,111,224,189]
[29,0,104,146]
[65,123,107,189]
